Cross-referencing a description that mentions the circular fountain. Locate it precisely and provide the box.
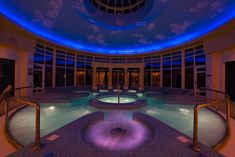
[82,112,154,151]
[89,93,147,109]
[98,96,137,104]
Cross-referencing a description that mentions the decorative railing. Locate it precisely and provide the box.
[192,88,231,152]
[0,85,41,150]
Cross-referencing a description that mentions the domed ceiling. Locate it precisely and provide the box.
[0,0,235,55]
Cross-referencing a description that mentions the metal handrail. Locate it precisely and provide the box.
[192,88,231,152]
[0,85,12,103]
[0,85,42,150]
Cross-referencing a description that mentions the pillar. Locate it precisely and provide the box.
[139,67,144,91]
[108,68,112,90]
[124,68,128,90]
[74,55,77,87]
[92,67,97,90]
[181,50,185,89]
[160,55,163,88]
[52,48,56,88]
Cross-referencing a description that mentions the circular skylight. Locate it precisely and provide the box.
[90,0,148,14]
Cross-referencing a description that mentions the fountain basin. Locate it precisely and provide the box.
[98,96,137,104]
[89,94,147,109]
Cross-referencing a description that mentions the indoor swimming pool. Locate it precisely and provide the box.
[9,92,225,148]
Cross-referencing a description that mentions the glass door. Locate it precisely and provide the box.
[195,66,206,89]
[33,65,44,93]
[76,70,85,86]
[195,66,206,95]
[185,67,194,89]
[128,68,139,89]
[96,68,109,89]
[112,68,124,89]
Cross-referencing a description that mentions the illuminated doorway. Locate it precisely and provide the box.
[112,68,124,89]
[96,68,109,89]
[128,68,139,89]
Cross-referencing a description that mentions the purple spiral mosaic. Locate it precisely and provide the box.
[83,112,153,151]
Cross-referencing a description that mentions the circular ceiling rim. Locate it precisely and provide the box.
[0,2,235,55]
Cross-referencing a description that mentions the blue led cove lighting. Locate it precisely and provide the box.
[0,1,235,55]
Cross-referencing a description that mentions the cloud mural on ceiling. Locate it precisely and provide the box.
[0,0,234,54]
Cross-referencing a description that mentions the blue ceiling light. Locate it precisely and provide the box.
[0,0,235,55]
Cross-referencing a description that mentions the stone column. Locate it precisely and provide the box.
[124,68,128,90]
[52,48,56,88]
[139,67,144,91]
[160,54,163,88]
[74,56,77,87]
[92,67,97,90]
[108,68,112,90]
[181,50,185,89]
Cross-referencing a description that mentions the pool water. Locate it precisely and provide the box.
[98,96,137,103]
[9,93,226,147]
